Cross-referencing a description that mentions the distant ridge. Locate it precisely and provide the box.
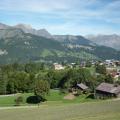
[86,34,120,50]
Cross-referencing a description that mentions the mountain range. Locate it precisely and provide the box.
[86,34,120,50]
[0,23,120,64]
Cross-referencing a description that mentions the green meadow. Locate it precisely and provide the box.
[0,90,96,107]
[0,90,120,120]
[0,100,120,120]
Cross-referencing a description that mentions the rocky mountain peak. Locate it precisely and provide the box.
[0,23,10,29]
[14,24,33,30]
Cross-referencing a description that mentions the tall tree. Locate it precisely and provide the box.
[34,80,50,99]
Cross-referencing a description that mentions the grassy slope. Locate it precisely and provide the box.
[0,100,120,120]
[0,90,96,107]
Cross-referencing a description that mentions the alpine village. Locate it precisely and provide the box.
[0,1,120,120]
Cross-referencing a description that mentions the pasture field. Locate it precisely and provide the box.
[0,90,96,107]
[0,100,120,120]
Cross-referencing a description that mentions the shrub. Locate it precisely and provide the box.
[14,96,23,106]
[26,96,46,104]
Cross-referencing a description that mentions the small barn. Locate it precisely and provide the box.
[71,83,89,95]
[76,83,89,91]
[95,82,120,99]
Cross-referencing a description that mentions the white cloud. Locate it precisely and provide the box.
[0,0,120,35]
[0,0,72,12]
[0,0,103,13]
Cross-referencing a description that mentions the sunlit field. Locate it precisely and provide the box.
[0,100,120,120]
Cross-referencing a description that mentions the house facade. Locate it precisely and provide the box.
[53,63,65,70]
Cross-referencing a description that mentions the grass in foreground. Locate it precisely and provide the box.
[0,100,120,120]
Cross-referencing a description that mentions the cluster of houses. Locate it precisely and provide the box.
[105,59,120,67]
[53,60,120,80]
[73,82,120,99]
[53,59,120,69]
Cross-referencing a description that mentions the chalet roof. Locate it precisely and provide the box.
[77,83,88,90]
[96,82,120,94]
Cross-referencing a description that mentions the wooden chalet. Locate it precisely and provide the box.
[76,83,89,91]
[95,82,120,99]
[71,83,89,95]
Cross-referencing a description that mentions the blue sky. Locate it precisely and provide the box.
[0,0,120,35]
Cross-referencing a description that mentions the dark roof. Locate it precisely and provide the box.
[77,83,88,90]
[96,82,120,94]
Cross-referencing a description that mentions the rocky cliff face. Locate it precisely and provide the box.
[14,24,53,39]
